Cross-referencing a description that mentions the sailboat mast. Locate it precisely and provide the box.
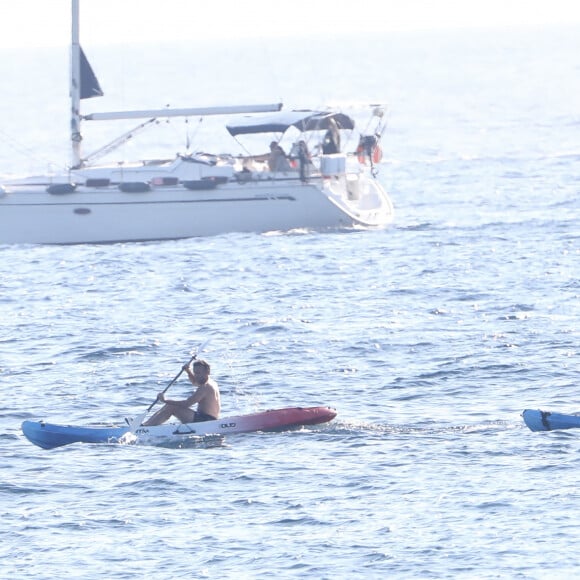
[70,0,82,168]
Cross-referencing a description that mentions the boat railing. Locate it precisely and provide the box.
[230,152,366,183]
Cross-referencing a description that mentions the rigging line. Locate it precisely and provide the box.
[360,117,373,136]
[232,135,253,157]
[0,128,58,168]
[183,116,204,152]
[82,118,159,166]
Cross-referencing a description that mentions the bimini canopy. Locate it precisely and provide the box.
[226,110,355,137]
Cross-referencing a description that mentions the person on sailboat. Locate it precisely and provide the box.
[268,141,292,172]
[290,140,312,182]
[142,359,221,425]
[322,118,341,154]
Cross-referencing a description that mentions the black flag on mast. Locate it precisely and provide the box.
[80,47,103,99]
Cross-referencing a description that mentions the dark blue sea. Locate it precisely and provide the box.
[1,23,579,579]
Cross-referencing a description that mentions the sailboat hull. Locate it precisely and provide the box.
[0,175,393,244]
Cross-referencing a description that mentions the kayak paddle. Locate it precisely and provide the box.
[126,339,211,433]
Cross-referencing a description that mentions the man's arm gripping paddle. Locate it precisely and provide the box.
[127,339,210,433]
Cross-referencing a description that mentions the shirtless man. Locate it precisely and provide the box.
[142,359,220,426]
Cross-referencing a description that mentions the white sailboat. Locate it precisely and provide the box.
[0,1,394,245]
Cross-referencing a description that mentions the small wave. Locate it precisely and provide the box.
[400,222,433,231]
[0,482,52,495]
[118,432,225,449]
[326,419,518,437]
[77,346,152,360]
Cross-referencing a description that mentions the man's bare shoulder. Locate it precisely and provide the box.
[196,379,218,394]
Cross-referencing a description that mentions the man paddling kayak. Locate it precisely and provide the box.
[143,359,221,426]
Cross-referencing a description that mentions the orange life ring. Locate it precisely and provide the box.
[357,144,383,165]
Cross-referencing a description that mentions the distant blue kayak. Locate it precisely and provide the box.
[522,409,580,432]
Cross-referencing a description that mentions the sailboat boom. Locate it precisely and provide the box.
[83,103,283,122]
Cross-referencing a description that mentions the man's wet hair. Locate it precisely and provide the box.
[193,359,210,373]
